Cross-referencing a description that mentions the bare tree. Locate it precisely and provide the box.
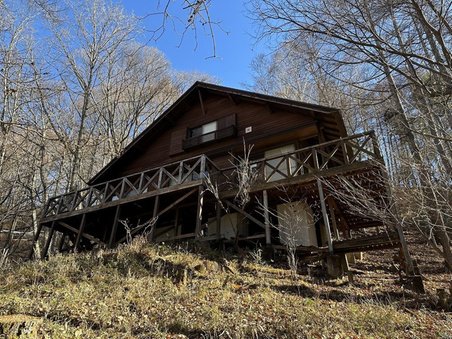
[150,0,219,58]
[0,0,214,261]
[250,0,452,269]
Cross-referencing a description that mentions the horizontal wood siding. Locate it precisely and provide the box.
[110,92,320,178]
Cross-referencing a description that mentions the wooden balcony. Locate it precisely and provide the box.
[42,155,220,221]
[32,130,396,260]
[217,131,383,196]
[41,131,382,222]
[182,125,237,150]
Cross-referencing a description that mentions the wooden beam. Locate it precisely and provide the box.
[109,205,121,248]
[198,89,206,115]
[224,200,266,229]
[41,222,56,259]
[117,188,198,243]
[219,161,376,200]
[156,232,196,242]
[41,180,203,223]
[74,214,87,252]
[326,196,340,240]
[195,185,204,237]
[327,196,351,238]
[227,93,238,105]
[150,195,160,241]
[317,178,333,253]
[263,190,271,245]
[56,221,102,244]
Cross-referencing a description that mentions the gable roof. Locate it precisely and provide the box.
[88,81,347,184]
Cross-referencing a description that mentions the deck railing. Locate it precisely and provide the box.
[42,154,219,218]
[218,131,383,187]
[42,131,381,219]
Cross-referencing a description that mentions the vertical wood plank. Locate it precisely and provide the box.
[109,205,121,248]
[317,178,333,253]
[195,185,204,237]
[74,214,87,252]
[198,89,206,115]
[263,190,271,245]
[178,161,184,184]
[200,155,206,175]
[150,195,160,241]
[326,197,340,240]
[138,172,145,192]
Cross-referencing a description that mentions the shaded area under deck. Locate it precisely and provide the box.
[30,132,402,259]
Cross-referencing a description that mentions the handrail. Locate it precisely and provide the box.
[44,154,209,218]
[221,131,380,172]
[43,131,382,219]
[219,131,383,184]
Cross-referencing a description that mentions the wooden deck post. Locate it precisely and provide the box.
[150,195,160,241]
[195,185,204,237]
[109,205,121,248]
[28,222,44,260]
[263,190,271,245]
[74,213,87,252]
[326,197,340,240]
[41,222,56,259]
[317,178,333,253]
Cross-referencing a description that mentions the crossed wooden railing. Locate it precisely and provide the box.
[43,155,220,218]
[218,131,383,187]
[42,131,381,219]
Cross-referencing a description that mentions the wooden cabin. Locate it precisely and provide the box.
[30,82,404,266]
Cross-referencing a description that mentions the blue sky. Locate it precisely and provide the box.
[120,0,265,88]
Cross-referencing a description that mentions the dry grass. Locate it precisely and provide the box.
[0,238,450,338]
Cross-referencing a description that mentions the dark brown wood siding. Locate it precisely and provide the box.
[102,92,322,179]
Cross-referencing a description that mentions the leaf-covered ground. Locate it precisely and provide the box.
[0,238,450,338]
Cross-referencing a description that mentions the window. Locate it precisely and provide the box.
[183,114,236,149]
[189,121,218,143]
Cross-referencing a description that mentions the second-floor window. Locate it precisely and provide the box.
[189,121,218,143]
[183,114,236,149]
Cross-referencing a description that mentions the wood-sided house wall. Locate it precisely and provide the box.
[90,83,346,185]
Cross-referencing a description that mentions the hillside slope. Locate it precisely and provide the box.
[0,239,450,338]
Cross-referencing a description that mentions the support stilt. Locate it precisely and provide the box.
[150,195,160,241]
[74,214,87,252]
[109,205,121,248]
[195,185,204,237]
[317,178,333,253]
[263,190,271,245]
[326,196,340,240]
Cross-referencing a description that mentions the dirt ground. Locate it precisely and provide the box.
[295,232,451,313]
